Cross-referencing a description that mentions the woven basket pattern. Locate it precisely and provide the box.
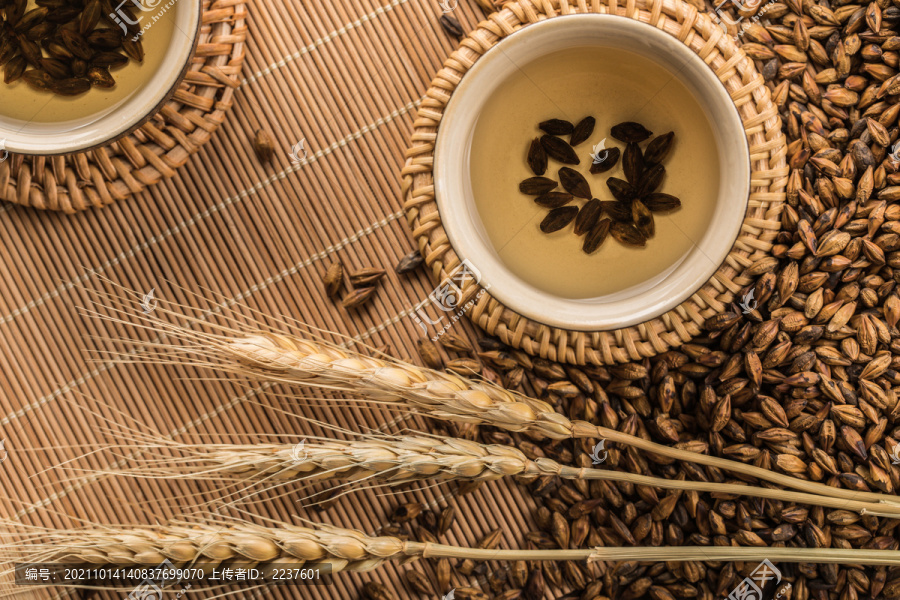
[401,0,788,366]
[0,0,246,213]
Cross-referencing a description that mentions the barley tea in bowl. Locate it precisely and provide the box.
[0,0,177,123]
[470,46,721,300]
[0,0,198,155]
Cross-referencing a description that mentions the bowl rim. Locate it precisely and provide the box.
[433,13,751,331]
[0,0,202,156]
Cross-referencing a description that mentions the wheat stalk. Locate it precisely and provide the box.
[5,518,900,572]
[1,519,410,575]
[153,328,900,509]
[101,433,900,518]
[81,288,900,510]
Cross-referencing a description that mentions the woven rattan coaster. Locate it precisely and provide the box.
[0,0,246,213]
[401,0,788,366]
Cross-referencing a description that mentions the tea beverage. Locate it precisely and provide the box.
[0,1,177,124]
[469,46,722,300]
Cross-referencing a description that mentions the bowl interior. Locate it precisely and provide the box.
[434,14,751,331]
[0,0,200,155]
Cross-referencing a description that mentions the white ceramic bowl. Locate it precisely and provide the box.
[434,14,750,331]
[0,0,201,155]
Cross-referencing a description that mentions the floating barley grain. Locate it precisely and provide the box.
[39,57,69,78]
[459,528,503,575]
[17,35,43,65]
[479,528,503,549]
[558,167,591,199]
[85,51,128,68]
[610,222,646,247]
[477,350,516,370]
[638,163,665,197]
[643,192,681,211]
[589,147,620,174]
[611,121,652,143]
[6,0,26,26]
[519,176,557,195]
[606,177,637,202]
[534,192,573,208]
[46,6,80,24]
[569,116,595,146]
[60,29,91,60]
[15,7,48,33]
[3,56,26,83]
[540,135,579,165]
[78,0,100,35]
[0,38,18,66]
[86,66,113,87]
[457,480,481,495]
[632,200,655,238]
[574,198,601,235]
[48,77,90,96]
[454,588,489,600]
[538,118,574,136]
[475,337,503,352]
[644,131,675,164]
[524,569,544,600]
[102,0,139,34]
[26,22,54,41]
[487,566,508,594]
[121,38,143,63]
[86,29,122,50]
[583,218,610,254]
[22,68,52,91]
[526,137,547,176]
[623,142,643,184]
[44,41,73,60]
[70,58,86,78]
[540,206,578,233]
[600,200,632,222]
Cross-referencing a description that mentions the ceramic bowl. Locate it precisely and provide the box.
[433,14,751,331]
[0,0,201,156]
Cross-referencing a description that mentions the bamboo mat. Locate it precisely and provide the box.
[0,1,551,599]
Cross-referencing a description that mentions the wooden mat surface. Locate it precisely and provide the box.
[0,1,542,598]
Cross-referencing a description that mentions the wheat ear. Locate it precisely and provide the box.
[103,434,900,518]
[5,519,900,571]
[195,332,900,508]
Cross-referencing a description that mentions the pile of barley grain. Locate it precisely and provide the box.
[389,2,900,597]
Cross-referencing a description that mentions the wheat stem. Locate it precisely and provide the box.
[207,333,900,508]
[109,435,900,518]
[4,519,900,572]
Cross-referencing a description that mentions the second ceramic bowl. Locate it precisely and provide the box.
[0,0,201,156]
